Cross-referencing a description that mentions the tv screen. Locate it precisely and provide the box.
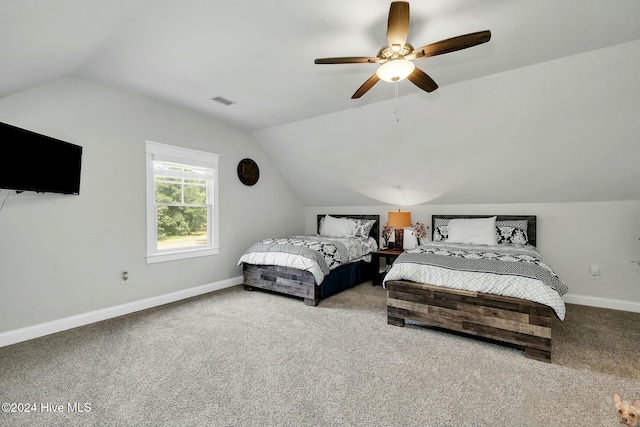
[0,122,82,195]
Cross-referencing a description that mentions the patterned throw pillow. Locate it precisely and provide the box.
[496,219,528,236]
[433,226,449,241]
[351,218,376,238]
[496,226,529,245]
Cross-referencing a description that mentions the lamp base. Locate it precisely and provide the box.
[395,228,404,250]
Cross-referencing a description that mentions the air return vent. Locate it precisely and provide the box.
[210,96,236,106]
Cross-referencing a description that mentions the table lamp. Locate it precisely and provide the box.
[387,210,411,249]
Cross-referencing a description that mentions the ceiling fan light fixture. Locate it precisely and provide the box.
[376,59,415,82]
[313,2,491,98]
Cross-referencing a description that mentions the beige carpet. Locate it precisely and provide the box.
[553,302,640,380]
[0,282,638,427]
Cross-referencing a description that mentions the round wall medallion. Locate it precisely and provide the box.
[237,158,260,186]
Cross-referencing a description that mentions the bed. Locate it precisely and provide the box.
[239,214,379,306]
[384,215,567,362]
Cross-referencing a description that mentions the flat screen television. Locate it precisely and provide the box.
[0,121,83,195]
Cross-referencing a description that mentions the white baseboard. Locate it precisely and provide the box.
[563,293,640,313]
[0,276,243,348]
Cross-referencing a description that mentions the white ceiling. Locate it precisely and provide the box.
[2,0,640,132]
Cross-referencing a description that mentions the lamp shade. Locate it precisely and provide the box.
[388,211,412,227]
[376,59,416,82]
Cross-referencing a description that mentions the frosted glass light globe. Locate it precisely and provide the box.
[376,59,415,82]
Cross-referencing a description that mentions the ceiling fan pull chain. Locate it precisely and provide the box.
[394,81,400,122]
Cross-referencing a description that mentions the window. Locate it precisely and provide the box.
[145,141,219,263]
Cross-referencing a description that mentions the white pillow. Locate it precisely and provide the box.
[320,215,356,237]
[447,216,498,245]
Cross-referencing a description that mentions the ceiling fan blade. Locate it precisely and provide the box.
[387,1,410,49]
[411,30,491,59]
[314,57,381,64]
[351,74,381,99]
[407,67,438,93]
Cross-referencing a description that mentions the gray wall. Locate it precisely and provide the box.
[0,77,304,333]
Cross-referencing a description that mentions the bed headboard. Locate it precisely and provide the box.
[431,215,537,247]
[316,214,380,241]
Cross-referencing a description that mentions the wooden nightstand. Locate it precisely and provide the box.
[371,249,404,286]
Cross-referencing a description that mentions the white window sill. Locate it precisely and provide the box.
[146,247,219,264]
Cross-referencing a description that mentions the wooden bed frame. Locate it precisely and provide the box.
[243,214,379,306]
[386,215,557,363]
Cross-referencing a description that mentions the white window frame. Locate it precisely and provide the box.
[145,141,219,263]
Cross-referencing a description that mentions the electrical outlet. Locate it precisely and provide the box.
[121,271,129,285]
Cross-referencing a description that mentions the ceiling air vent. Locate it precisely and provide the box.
[210,96,236,106]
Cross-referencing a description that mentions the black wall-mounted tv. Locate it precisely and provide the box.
[0,121,83,195]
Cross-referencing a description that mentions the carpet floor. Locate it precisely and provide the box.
[0,282,638,426]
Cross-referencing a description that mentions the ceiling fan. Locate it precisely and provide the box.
[314,1,491,99]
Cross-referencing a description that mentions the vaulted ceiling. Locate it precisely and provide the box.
[2,1,640,207]
[2,0,640,131]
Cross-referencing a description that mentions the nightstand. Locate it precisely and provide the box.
[371,249,404,286]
